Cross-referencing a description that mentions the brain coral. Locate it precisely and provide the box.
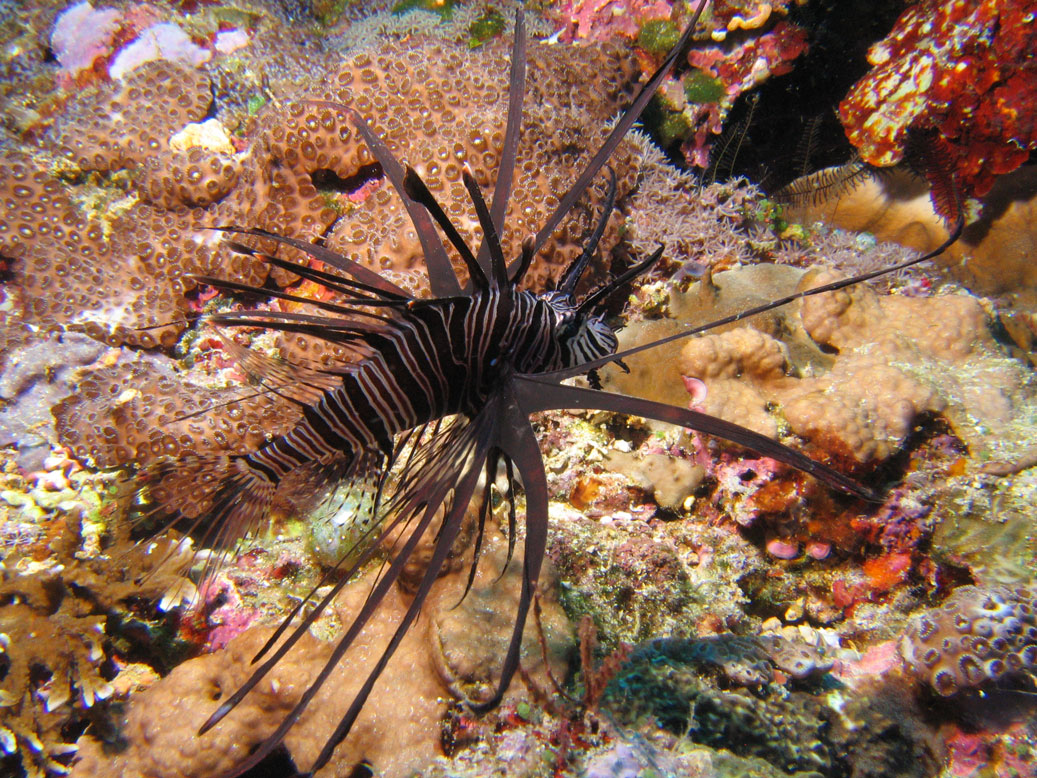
[899,584,1037,696]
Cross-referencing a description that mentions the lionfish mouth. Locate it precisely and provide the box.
[103,0,964,776]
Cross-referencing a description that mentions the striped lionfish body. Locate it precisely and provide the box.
[247,288,617,481]
[134,1,957,775]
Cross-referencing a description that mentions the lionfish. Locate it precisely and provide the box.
[135,1,960,775]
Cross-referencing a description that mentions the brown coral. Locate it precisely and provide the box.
[71,535,573,778]
[3,32,644,358]
[672,266,1006,464]
[899,584,1037,696]
[52,351,299,470]
[0,510,194,778]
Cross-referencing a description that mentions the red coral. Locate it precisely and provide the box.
[683,21,808,166]
[839,0,1037,202]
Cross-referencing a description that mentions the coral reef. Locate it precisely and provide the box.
[601,632,938,778]
[71,532,573,778]
[899,583,1037,697]
[838,0,1037,204]
[0,481,194,778]
[0,329,104,470]
[3,20,643,351]
[786,164,1037,309]
[0,3,1034,778]
[612,262,1034,471]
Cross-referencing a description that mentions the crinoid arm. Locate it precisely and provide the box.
[512,376,880,501]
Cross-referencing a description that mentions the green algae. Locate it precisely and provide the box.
[392,0,456,18]
[683,68,725,104]
[637,19,680,58]
[468,7,505,48]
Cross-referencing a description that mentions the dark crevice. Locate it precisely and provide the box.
[311,162,383,196]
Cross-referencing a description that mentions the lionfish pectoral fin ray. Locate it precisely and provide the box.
[449,451,495,610]
[249,450,391,666]
[531,0,712,257]
[513,376,879,501]
[211,225,408,298]
[215,333,342,405]
[340,106,464,297]
[559,167,617,296]
[401,166,489,290]
[468,382,548,713]
[462,166,509,289]
[206,413,497,776]
[476,7,526,276]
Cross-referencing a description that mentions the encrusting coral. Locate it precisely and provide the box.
[898,583,1037,697]
[665,265,1031,467]
[2,26,642,353]
[71,532,573,778]
[838,0,1037,204]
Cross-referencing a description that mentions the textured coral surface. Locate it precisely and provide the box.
[838,0,1037,201]
[1,2,1036,778]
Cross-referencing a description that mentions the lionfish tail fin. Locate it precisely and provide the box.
[136,453,277,586]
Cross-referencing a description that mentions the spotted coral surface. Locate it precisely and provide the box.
[899,583,1037,696]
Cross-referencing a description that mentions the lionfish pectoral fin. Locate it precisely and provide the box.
[208,413,499,777]
[216,333,343,406]
[303,425,495,775]
[135,454,278,590]
[513,376,880,501]
[469,383,549,713]
[559,167,618,297]
[342,107,464,298]
[211,225,409,298]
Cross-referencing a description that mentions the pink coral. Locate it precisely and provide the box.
[554,0,674,42]
[50,1,122,78]
[838,0,1037,203]
[683,20,808,167]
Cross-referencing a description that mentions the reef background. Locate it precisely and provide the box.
[1,1,1036,777]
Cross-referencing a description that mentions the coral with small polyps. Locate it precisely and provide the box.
[5,30,642,350]
[899,584,1037,696]
[838,0,1037,202]
[53,350,299,470]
